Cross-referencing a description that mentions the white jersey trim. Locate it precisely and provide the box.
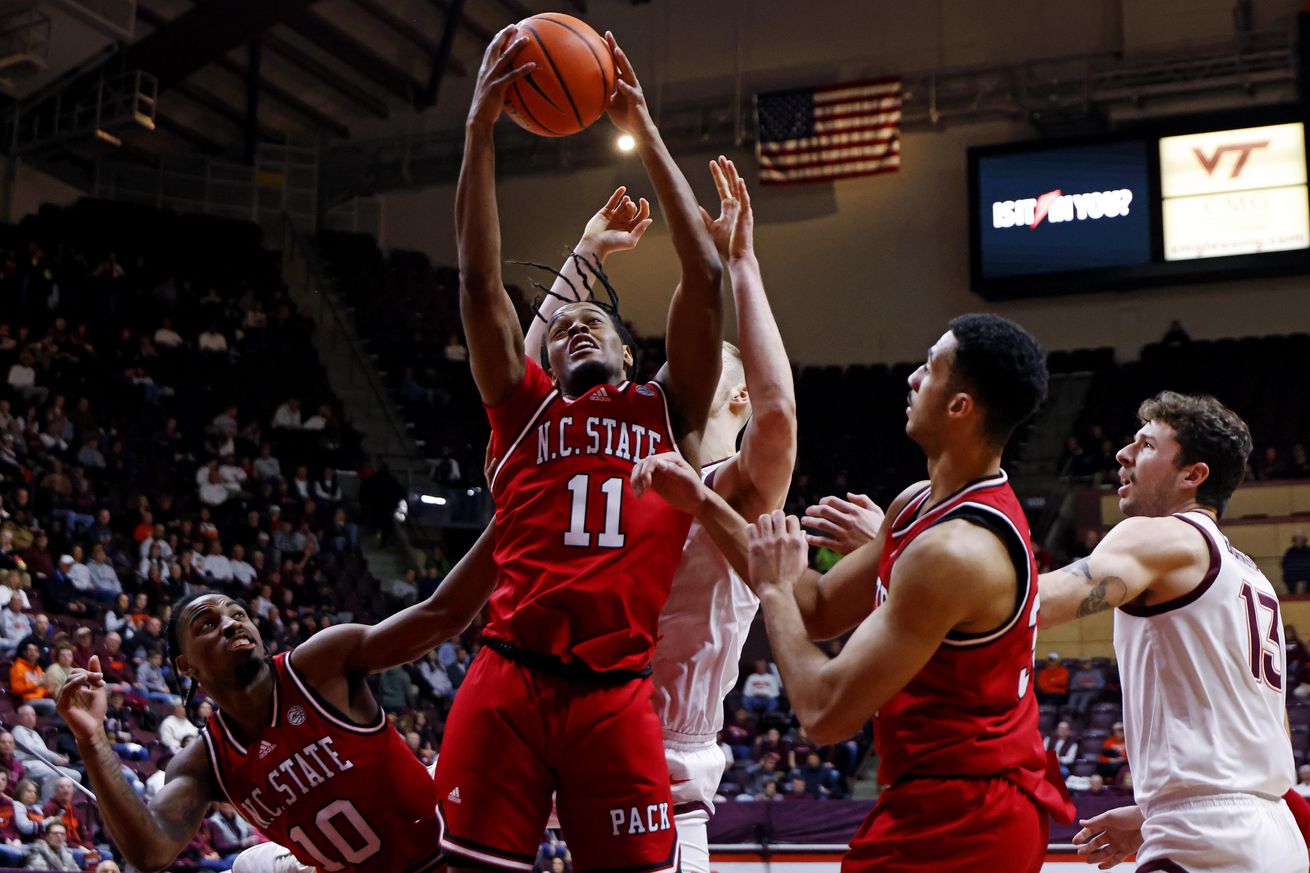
[201,729,240,809]
[889,470,1009,538]
[283,651,388,735]
[488,388,560,492]
[648,379,684,459]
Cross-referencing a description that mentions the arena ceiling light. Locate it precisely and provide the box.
[616,134,635,153]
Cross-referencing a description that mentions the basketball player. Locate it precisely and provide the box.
[54,525,501,873]
[1036,392,1307,873]
[633,315,1075,872]
[524,156,795,873]
[441,23,722,873]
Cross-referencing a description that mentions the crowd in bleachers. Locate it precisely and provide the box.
[0,199,421,870]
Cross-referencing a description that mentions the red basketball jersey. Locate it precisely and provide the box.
[201,653,444,873]
[873,471,1071,821]
[486,357,693,672]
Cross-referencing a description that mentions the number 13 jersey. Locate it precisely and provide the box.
[486,358,693,673]
[1114,510,1294,811]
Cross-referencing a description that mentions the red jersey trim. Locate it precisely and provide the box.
[889,470,1009,537]
[489,388,560,492]
[935,501,1032,648]
[200,729,239,810]
[1118,513,1222,618]
[283,651,388,735]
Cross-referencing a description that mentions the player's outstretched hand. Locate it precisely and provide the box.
[467,26,536,130]
[802,493,884,555]
[604,32,653,137]
[582,186,653,258]
[747,511,809,594]
[698,156,743,261]
[56,655,108,743]
[1072,805,1144,870]
[630,452,705,514]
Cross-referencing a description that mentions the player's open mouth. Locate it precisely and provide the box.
[569,337,598,354]
[228,635,255,651]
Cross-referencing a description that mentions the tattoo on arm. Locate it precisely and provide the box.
[1069,559,1129,618]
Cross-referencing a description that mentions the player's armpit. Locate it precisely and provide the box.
[1038,515,1198,628]
[791,526,992,742]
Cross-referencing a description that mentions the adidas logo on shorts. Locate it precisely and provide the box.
[447,787,462,804]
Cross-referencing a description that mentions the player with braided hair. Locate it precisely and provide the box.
[56,525,500,873]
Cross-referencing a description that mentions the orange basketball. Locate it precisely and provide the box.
[504,13,615,137]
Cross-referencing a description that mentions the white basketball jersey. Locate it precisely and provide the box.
[651,457,760,742]
[1114,510,1294,812]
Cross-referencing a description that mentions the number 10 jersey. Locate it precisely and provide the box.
[485,358,693,673]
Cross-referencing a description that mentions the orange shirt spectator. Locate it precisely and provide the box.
[1036,652,1069,704]
[8,646,49,702]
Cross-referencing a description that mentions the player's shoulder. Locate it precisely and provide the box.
[892,517,1015,597]
[1102,514,1210,568]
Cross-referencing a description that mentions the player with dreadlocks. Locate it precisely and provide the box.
[437,24,723,873]
[56,525,501,873]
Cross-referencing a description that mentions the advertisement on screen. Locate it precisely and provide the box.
[1160,122,1310,260]
[976,140,1152,279]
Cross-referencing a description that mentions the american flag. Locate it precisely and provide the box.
[756,78,902,185]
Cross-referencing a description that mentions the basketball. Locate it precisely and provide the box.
[504,13,615,137]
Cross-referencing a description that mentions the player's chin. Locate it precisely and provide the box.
[565,358,616,392]
[231,649,267,686]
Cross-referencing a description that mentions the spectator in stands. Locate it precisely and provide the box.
[20,532,54,584]
[11,777,40,831]
[0,770,32,866]
[1284,532,1310,595]
[16,615,54,668]
[1097,722,1128,779]
[1,596,31,657]
[1291,444,1310,480]
[1287,625,1308,684]
[23,820,75,870]
[207,802,259,862]
[1257,446,1288,481]
[11,706,80,800]
[102,691,147,762]
[41,778,98,868]
[152,317,182,350]
[69,628,94,670]
[1036,652,1070,705]
[95,860,120,873]
[75,437,105,471]
[1066,658,1105,718]
[1043,720,1079,777]
[43,646,76,698]
[200,541,233,587]
[9,645,53,715]
[7,352,46,406]
[159,701,199,753]
[416,649,453,706]
[0,734,23,793]
[272,398,302,430]
[228,544,256,591]
[45,553,89,616]
[198,468,233,508]
[377,665,418,712]
[135,650,179,706]
[742,659,782,715]
[85,545,120,602]
[794,751,840,799]
[313,467,342,505]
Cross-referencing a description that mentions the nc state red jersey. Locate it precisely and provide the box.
[874,471,1071,821]
[486,357,693,672]
[201,653,444,873]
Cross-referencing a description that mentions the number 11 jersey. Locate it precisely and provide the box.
[486,358,693,673]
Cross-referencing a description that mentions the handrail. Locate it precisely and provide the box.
[279,213,421,479]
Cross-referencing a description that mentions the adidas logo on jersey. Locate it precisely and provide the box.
[257,741,276,759]
[591,388,611,402]
[447,787,462,804]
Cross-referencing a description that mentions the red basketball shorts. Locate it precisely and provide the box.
[843,776,1049,873]
[434,648,679,872]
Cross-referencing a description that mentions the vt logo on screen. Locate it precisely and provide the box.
[1193,141,1269,178]
[992,188,1134,229]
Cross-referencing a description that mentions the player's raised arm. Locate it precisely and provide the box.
[748,512,1005,744]
[293,522,499,679]
[522,187,652,359]
[457,27,537,406]
[698,157,797,516]
[59,659,216,872]
[1038,515,1200,628]
[605,32,723,449]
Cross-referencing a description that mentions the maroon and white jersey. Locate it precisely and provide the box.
[874,471,1069,819]
[201,653,444,873]
[1115,511,1294,811]
[485,357,693,672]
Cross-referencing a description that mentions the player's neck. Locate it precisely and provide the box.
[1161,497,1215,520]
[212,663,276,741]
[699,416,740,465]
[924,445,1002,509]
